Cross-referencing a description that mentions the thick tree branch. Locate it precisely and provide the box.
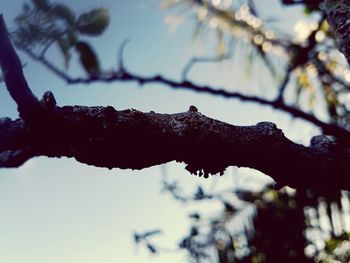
[1,105,350,191]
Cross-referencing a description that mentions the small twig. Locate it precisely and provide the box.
[313,58,350,89]
[19,44,72,82]
[275,15,326,102]
[181,53,231,80]
[275,64,294,103]
[39,30,68,58]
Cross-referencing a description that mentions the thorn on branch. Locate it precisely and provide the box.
[117,38,130,72]
[181,53,231,81]
[188,105,198,112]
[40,91,57,110]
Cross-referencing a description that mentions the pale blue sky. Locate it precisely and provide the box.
[0,1,318,263]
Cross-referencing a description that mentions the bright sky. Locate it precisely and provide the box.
[0,1,319,263]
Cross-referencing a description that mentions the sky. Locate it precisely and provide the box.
[0,1,319,263]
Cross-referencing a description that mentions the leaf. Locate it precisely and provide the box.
[77,8,109,36]
[57,37,72,69]
[51,4,76,26]
[15,14,27,24]
[75,41,100,76]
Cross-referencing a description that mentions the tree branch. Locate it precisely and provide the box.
[325,0,350,65]
[1,105,350,191]
[0,15,43,121]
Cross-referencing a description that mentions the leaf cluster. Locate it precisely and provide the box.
[13,0,110,75]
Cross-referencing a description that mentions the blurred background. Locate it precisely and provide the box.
[1,0,350,262]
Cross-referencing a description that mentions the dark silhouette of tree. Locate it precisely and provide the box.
[2,0,350,262]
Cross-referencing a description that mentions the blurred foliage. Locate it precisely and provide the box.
[76,8,109,36]
[138,177,350,262]
[161,0,350,131]
[75,41,100,76]
[12,0,109,75]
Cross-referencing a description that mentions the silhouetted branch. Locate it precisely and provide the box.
[2,66,350,194]
[1,106,350,191]
[313,57,350,89]
[39,29,68,58]
[181,53,232,80]
[0,15,43,121]
[275,64,294,103]
[18,44,72,82]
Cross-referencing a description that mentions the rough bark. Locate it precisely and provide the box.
[1,13,350,191]
[1,102,350,190]
[324,0,350,64]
